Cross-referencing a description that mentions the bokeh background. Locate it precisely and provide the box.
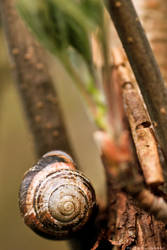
[0,27,106,250]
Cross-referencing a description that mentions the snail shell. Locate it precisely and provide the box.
[19,151,96,239]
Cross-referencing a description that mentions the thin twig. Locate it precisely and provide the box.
[107,0,167,161]
[91,29,125,141]
[0,0,73,157]
[102,66,125,142]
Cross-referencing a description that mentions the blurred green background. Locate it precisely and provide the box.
[0,28,106,250]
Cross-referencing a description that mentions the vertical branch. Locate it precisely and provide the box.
[102,66,125,141]
[134,0,167,85]
[0,2,99,249]
[106,0,167,160]
[0,0,73,157]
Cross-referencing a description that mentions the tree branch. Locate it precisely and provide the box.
[0,0,73,157]
[134,0,167,85]
[106,0,167,161]
[112,48,164,187]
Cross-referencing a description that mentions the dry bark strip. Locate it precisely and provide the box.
[0,0,73,157]
[124,84,164,186]
[112,48,164,187]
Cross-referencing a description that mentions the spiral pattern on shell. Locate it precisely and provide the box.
[19,151,96,239]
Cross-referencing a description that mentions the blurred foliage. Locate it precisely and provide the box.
[18,0,103,64]
[17,0,108,130]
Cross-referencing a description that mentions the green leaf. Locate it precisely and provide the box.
[17,0,103,65]
[17,0,108,130]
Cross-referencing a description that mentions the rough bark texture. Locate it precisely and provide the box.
[107,0,167,163]
[105,168,167,249]
[106,177,167,249]
[0,0,73,157]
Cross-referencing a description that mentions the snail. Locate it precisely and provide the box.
[19,150,96,240]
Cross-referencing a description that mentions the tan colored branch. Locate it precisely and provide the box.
[112,48,164,187]
[123,83,164,186]
[0,0,73,156]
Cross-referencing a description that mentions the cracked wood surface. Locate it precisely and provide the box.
[112,48,164,187]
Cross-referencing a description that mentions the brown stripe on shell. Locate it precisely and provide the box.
[19,151,75,215]
[19,151,96,240]
[19,161,72,214]
[36,185,88,227]
[33,171,94,233]
[24,211,46,235]
[43,150,74,164]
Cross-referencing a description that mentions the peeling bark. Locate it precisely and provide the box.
[111,193,136,249]
[107,180,167,249]
[135,212,166,250]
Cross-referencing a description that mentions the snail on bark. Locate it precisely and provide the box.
[19,150,96,240]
